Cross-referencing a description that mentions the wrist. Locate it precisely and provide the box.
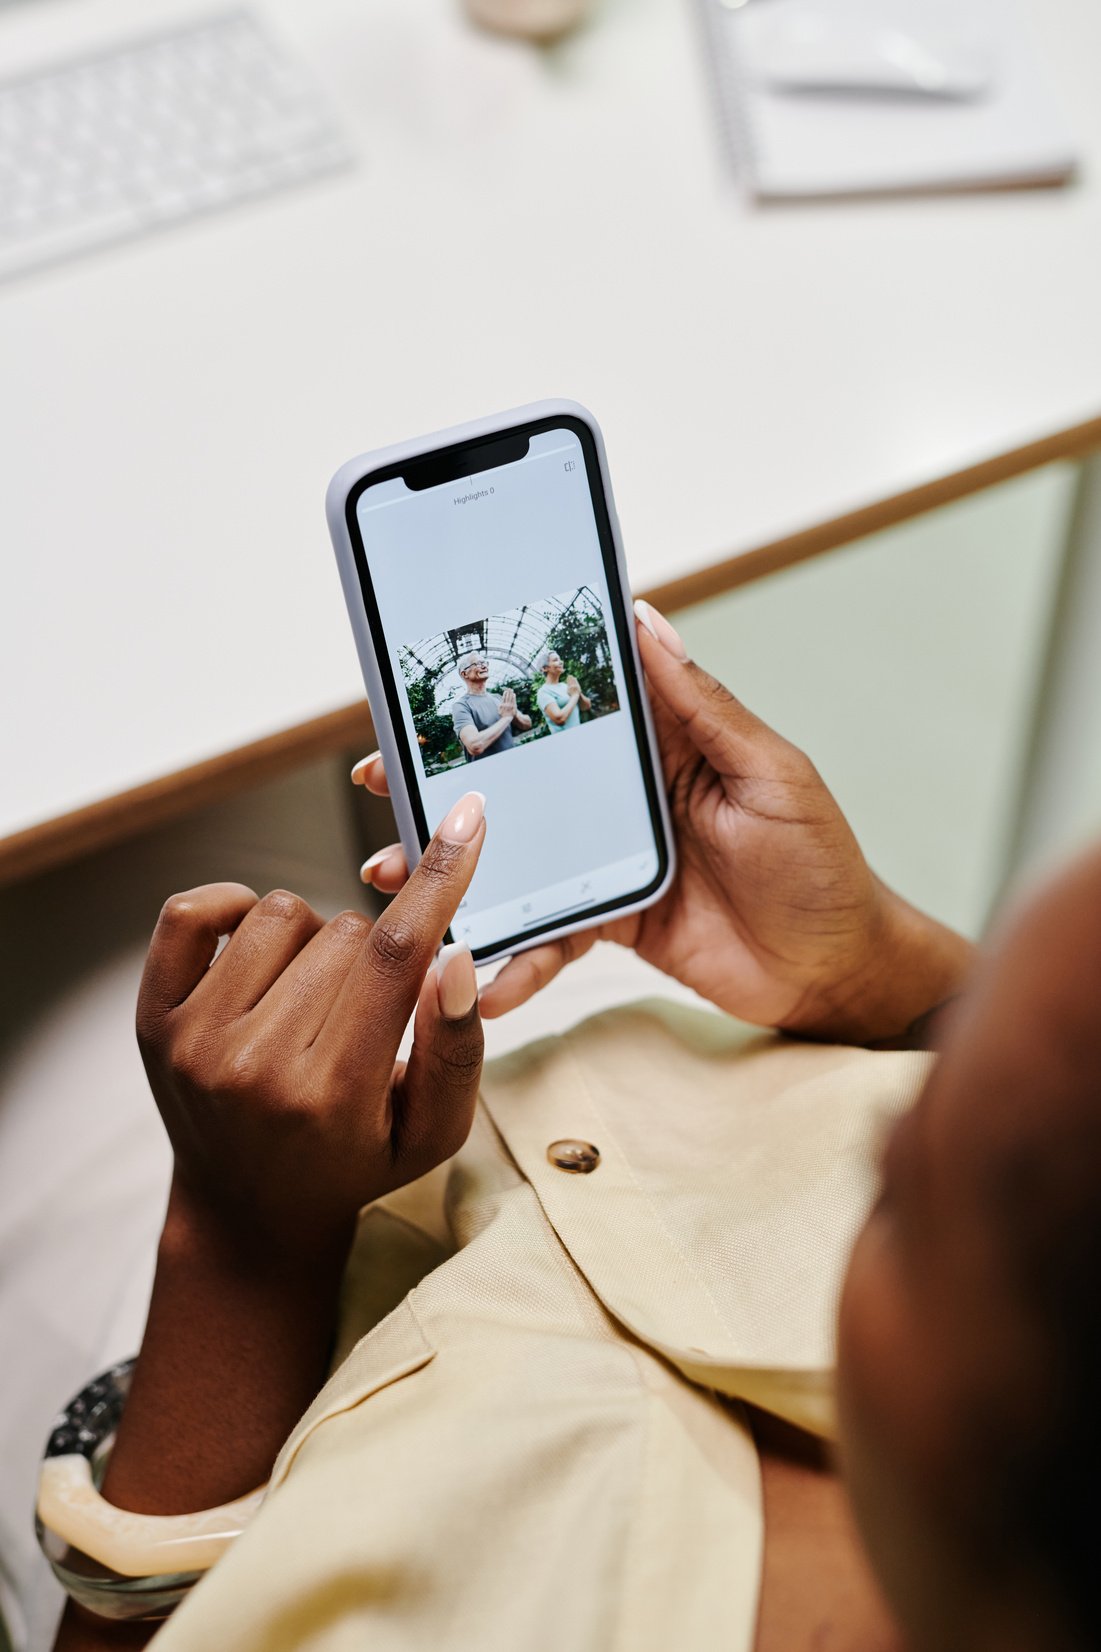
[785,884,977,1048]
[99,1176,351,1520]
[55,1600,161,1652]
[162,1173,355,1287]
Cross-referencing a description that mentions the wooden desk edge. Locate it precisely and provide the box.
[6,412,1100,888]
[0,703,376,889]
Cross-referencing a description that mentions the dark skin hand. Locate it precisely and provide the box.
[354,603,974,1044]
[54,792,487,1652]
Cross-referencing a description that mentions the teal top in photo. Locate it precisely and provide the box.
[537,682,580,733]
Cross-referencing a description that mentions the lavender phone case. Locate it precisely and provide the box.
[325,398,675,965]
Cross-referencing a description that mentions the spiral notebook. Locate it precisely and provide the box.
[698,0,1078,200]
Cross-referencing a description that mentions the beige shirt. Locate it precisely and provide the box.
[153,1001,933,1652]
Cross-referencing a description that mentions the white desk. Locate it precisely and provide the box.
[4,0,1101,881]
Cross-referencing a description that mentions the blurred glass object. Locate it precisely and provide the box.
[463,0,592,42]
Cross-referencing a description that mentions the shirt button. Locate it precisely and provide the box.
[547,1139,601,1174]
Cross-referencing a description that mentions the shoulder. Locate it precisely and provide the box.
[451,696,473,722]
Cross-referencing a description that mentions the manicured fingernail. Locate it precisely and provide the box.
[439,791,486,845]
[436,942,477,1018]
[350,752,380,785]
[634,600,688,662]
[359,846,395,884]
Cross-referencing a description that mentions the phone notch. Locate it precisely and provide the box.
[401,434,530,492]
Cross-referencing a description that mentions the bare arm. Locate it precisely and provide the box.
[459,718,512,757]
[54,1187,348,1652]
[541,689,580,727]
[752,1412,904,1652]
[458,690,521,755]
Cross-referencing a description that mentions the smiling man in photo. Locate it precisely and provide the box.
[450,652,532,761]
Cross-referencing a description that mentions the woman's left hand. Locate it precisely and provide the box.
[351,610,973,1043]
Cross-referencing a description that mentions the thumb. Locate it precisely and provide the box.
[634,600,787,782]
[395,943,484,1174]
[478,928,598,1018]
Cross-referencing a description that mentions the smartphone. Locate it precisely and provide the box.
[325,399,674,967]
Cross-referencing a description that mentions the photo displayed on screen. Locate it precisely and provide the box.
[398,587,621,780]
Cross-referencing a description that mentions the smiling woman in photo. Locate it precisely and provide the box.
[534,648,589,734]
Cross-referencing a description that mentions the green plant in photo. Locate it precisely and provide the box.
[404,669,464,771]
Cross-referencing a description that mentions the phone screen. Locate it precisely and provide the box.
[346,414,669,959]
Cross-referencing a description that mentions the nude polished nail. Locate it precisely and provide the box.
[359,847,392,883]
[634,599,688,662]
[440,791,486,844]
[436,943,478,1019]
[350,752,380,785]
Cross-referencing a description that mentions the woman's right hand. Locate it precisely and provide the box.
[354,604,974,1045]
[136,790,488,1265]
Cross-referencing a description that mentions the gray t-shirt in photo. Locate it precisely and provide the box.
[451,692,515,760]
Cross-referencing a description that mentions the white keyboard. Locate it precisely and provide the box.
[0,10,354,283]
